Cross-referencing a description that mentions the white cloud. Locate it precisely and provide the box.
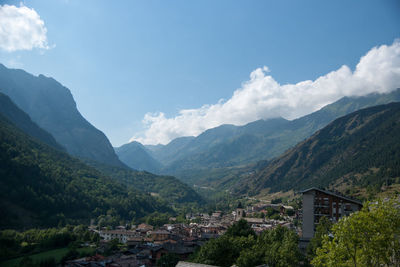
[131,40,400,145]
[0,4,50,52]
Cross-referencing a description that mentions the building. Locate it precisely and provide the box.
[99,230,138,244]
[301,187,362,240]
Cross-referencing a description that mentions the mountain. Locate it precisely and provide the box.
[87,161,205,205]
[233,102,400,196]
[115,141,162,173]
[0,112,169,229]
[141,89,400,182]
[0,64,122,166]
[145,136,195,165]
[0,92,64,151]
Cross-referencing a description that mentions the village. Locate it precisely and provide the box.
[66,201,298,266]
[65,187,366,266]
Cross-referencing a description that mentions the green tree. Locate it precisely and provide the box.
[307,216,333,260]
[192,235,256,267]
[19,256,35,267]
[312,198,400,267]
[192,224,301,267]
[226,219,256,238]
[260,226,302,267]
[157,253,180,267]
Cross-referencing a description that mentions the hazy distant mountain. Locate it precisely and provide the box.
[115,141,163,173]
[143,89,400,181]
[233,102,400,196]
[145,136,195,165]
[0,64,123,166]
[0,92,64,151]
[0,112,169,229]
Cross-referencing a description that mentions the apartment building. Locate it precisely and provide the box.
[302,187,362,239]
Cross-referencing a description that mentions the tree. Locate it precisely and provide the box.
[192,224,302,267]
[157,253,180,267]
[226,219,256,238]
[19,256,35,267]
[192,235,256,267]
[307,216,333,260]
[312,198,400,267]
[260,226,303,267]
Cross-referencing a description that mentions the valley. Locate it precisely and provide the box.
[1,40,400,267]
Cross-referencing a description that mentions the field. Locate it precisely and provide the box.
[0,247,95,267]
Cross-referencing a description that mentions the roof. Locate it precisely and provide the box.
[301,187,363,205]
[99,230,136,235]
[150,230,171,235]
[176,261,219,267]
[244,218,264,223]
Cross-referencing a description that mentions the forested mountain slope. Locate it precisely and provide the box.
[161,89,400,174]
[0,113,169,229]
[234,102,400,196]
[88,161,204,205]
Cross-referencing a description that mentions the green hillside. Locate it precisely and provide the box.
[86,160,205,205]
[154,89,400,188]
[0,113,169,229]
[234,102,400,196]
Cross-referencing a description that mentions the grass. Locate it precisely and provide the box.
[0,247,95,267]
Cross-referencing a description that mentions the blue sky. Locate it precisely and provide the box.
[0,0,399,146]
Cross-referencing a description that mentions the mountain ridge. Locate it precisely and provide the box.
[233,102,400,196]
[119,89,400,182]
[0,92,64,151]
[0,63,123,167]
[0,110,170,229]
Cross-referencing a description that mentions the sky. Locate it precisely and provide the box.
[0,0,399,146]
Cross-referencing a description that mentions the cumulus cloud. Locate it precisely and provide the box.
[0,4,50,52]
[131,41,400,145]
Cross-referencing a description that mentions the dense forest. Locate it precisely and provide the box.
[0,113,171,229]
[86,161,204,206]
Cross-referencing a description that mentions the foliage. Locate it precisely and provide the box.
[0,114,170,229]
[192,234,256,267]
[87,161,204,206]
[306,216,333,260]
[225,219,256,238]
[192,223,302,267]
[236,102,400,196]
[144,212,171,227]
[157,253,180,267]
[312,198,400,266]
[0,226,97,261]
[259,226,303,267]
[60,248,79,264]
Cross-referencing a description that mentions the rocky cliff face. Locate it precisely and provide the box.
[0,64,123,166]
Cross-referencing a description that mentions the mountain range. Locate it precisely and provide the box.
[0,65,204,229]
[233,102,400,197]
[117,89,400,185]
[1,62,400,229]
[0,108,171,229]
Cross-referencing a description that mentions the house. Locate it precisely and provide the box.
[301,187,362,240]
[136,223,154,235]
[99,230,138,243]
